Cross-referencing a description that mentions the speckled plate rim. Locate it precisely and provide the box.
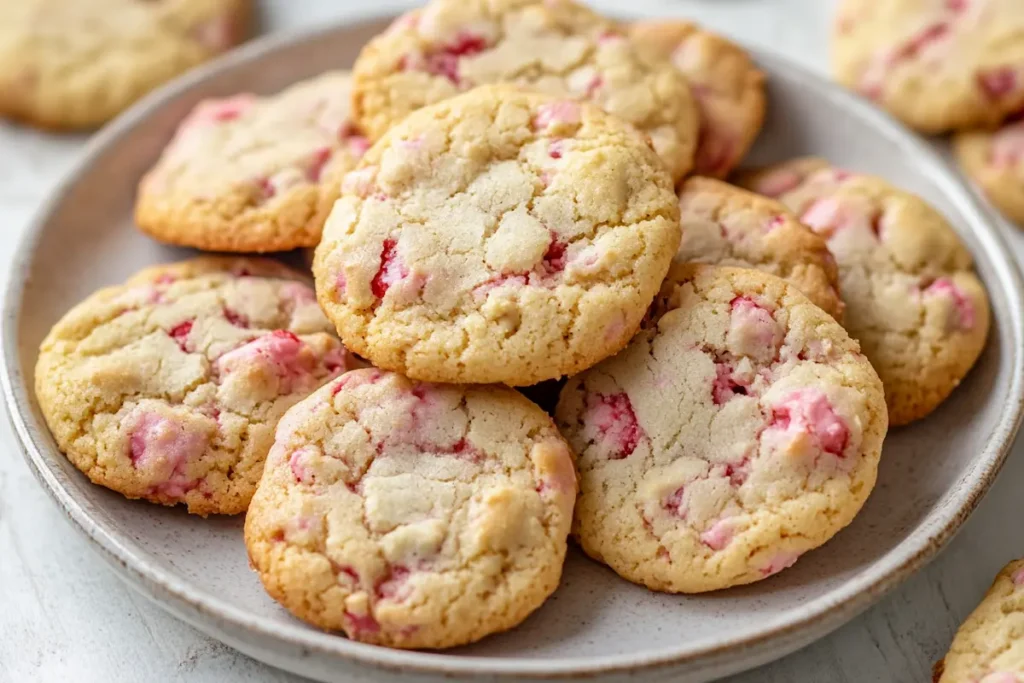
[4,9,1024,681]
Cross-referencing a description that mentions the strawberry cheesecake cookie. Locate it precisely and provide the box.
[245,368,576,649]
[35,257,350,516]
[738,158,991,426]
[934,560,1024,683]
[629,20,765,178]
[136,71,369,253]
[832,0,1024,133]
[675,177,843,321]
[314,85,681,386]
[555,265,887,593]
[351,0,699,182]
[955,111,1024,225]
[0,0,250,130]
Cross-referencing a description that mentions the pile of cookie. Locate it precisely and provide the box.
[35,0,992,655]
[832,0,1024,228]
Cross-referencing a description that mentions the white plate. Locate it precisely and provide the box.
[4,12,1024,683]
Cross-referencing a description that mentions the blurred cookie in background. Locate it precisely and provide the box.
[955,112,1024,227]
[831,0,1024,134]
[0,0,251,130]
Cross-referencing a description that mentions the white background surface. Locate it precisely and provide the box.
[2,1,1023,682]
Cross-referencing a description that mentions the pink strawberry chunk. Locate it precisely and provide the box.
[533,101,582,130]
[769,389,850,457]
[700,518,735,551]
[924,277,976,330]
[585,392,642,459]
[371,238,408,299]
[168,320,194,352]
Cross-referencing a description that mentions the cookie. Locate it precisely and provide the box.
[675,177,844,321]
[737,159,991,426]
[955,112,1024,226]
[136,71,369,253]
[832,0,1024,133]
[629,20,766,178]
[0,0,250,130]
[244,368,576,649]
[314,85,681,386]
[351,0,699,182]
[35,257,350,516]
[555,264,887,593]
[934,560,1024,683]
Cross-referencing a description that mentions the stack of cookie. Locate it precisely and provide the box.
[831,0,1024,228]
[33,0,992,653]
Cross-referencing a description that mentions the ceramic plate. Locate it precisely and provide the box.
[4,12,1024,683]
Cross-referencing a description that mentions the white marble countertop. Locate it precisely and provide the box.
[3,1,1023,681]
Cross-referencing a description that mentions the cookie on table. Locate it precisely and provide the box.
[351,0,699,182]
[314,85,681,386]
[934,560,1024,683]
[831,0,1024,133]
[35,257,350,516]
[675,177,844,321]
[555,265,887,593]
[0,0,250,130]
[955,113,1024,226]
[737,158,991,426]
[245,369,576,649]
[629,20,765,179]
[136,71,369,253]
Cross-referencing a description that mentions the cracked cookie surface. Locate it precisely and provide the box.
[555,265,886,593]
[136,71,368,253]
[0,0,250,130]
[955,112,1024,226]
[351,0,699,182]
[737,158,990,426]
[675,177,843,321]
[831,0,1024,133]
[935,560,1024,683]
[629,20,765,178]
[313,85,681,386]
[244,368,576,649]
[35,257,350,516]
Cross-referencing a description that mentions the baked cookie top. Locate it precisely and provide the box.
[136,71,369,253]
[955,112,1024,225]
[935,560,1024,683]
[244,369,576,649]
[675,177,843,321]
[35,257,349,516]
[351,0,699,182]
[832,0,1024,133]
[314,85,681,386]
[0,0,250,130]
[556,265,887,593]
[738,158,991,426]
[629,20,766,178]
